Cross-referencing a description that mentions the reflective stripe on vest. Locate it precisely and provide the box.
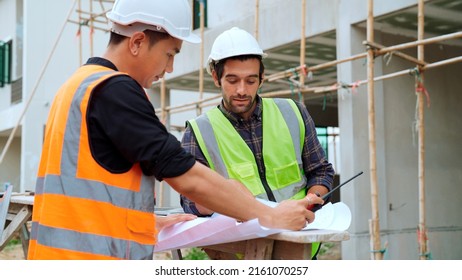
[28,65,156,260]
[189,98,307,202]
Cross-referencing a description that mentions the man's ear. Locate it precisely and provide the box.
[259,72,265,88]
[212,71,221,87]
[129,32,146,56]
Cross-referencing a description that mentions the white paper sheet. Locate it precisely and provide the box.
[154,200,351,252]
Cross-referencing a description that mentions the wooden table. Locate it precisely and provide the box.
[0,194,34,258]
[200,229,349,260]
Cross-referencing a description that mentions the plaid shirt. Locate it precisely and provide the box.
[180,95,334,216]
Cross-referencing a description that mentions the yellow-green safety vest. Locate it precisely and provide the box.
[189,98,306,201]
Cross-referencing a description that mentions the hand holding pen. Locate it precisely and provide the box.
[307,171,364,212]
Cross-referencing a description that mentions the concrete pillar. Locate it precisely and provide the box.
[20,0,82,192]
[20,0,46,192]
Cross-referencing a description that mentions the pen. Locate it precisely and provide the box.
[307,171,364,211]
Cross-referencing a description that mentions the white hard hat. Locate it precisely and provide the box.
[207,27,267,74]
[106,0,201,44]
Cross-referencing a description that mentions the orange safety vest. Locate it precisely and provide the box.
[28,65,157,260]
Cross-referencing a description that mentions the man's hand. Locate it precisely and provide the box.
[156,214,197,232]
[259,194,324,231]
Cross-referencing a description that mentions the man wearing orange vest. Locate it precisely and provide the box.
[28,0,323,260]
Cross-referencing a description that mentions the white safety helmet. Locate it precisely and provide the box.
[207,27,267,74]
[106,0,201,44]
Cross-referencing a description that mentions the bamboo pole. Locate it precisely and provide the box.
[266,64,309,82]
[154,54,460,117]
[160,79,167,124]
[299,0,306,87]
[157,94,220,113]
[78,0,82,65]
[416,0,428,260]
[424,55,462,69]
[367,41,427,66]
[331,56,462,92]
[332,132,338,173]
[156,54,461,116]
[75,8,108,19]
[366,0,383,261]
[266,31,462,83]
[98,0,110,23]
[375,31,462,56]
[254,0,259,40]
[156,87,330,115]
[157,182,164,207]
[158,78,167,207]
[70,16,108,25]
[89,0,94,57]
[0,0,78,165]
[68,20,110,32]
[197,0,205,116]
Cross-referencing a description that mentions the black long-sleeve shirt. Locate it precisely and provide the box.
[85,57,195,180]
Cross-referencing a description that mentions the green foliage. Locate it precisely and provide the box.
[318,242,334,256]
[182,247,209,260]
[2,237,21,251]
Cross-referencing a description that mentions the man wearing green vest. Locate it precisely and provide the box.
[180,27,335,259]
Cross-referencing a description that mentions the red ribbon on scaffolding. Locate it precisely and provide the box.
[416,81,431,108]
[350,80,361,94]
[417,228,428,243]
[301,64,308,76]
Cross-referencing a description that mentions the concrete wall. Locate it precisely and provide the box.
[0,103,23,190]
[0,0,16,41]
[19,0,109,190]
[172,0,339,79]
[379,34,462,260]
[346,36,462,260]
[0,0,20,191]
[0,136,21,192]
